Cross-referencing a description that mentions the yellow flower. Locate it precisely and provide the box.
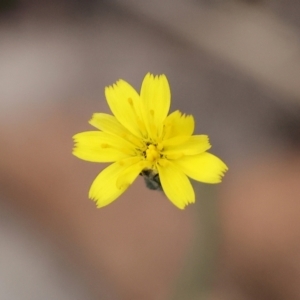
[73,73,228,209]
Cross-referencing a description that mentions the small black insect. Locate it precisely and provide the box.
[140,169,162,191]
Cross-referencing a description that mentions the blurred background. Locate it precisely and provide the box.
[1,0,300,299]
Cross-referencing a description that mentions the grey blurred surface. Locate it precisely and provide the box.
[0,1,300,300]
[0,198,100,300]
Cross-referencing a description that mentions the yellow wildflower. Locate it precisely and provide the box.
[73,73,228,209]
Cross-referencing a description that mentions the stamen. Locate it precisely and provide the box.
[145,144,161,162]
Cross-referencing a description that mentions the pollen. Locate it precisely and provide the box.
[145,144,160,162]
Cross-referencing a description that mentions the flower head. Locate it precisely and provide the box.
[73,73,228,209]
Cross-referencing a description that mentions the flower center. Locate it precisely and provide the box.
[145,144,162,162]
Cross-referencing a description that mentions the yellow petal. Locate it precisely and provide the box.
[174,152,228,183]
[89,113,127,135]
[157,159,195,209]
[163,110,194,140]
[163,135,211,156]
[116,159,151,189]
[140,73,171,137]
[89,113,144,148]
[89,160,133,207]
[162,135,190,148]
[72,131,134,162]
[105,79,144,138]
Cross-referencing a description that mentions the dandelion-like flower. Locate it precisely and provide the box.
[73,73,228,209]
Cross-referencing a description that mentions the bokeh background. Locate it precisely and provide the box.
[1,0,300,299]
